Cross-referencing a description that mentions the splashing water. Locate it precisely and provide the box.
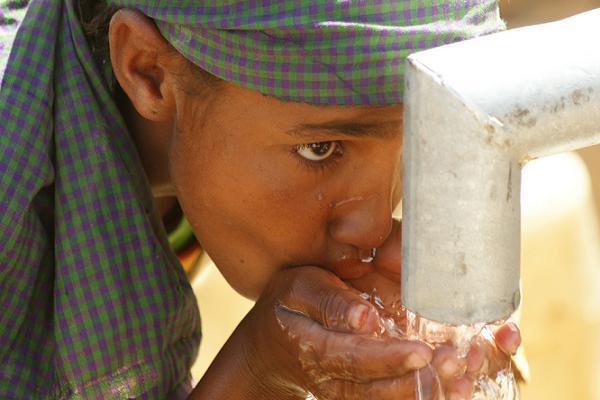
[360,290,520,400]
[408,311,519,400]
[472,369,519,400]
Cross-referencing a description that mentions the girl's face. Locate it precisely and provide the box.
[169,82,403,299]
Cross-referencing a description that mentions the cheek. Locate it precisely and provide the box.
[166,122,331,295]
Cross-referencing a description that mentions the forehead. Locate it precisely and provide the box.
[214,80,404,139]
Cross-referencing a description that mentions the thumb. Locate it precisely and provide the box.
[493,322,521,356]
[278,266,382,334]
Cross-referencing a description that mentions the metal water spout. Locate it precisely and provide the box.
[401,9,600,325]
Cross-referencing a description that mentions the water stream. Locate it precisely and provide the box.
[361,290,520,400]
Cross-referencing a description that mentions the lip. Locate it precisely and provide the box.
[329,258,375,280]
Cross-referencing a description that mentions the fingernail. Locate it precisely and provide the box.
[507,323,521,353]
[506,321,519,331]
[348,304,369,330]
[441,359,459,378]
[405,353,427,370]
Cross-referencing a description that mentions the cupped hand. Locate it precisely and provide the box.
[348,218,522,400]
[241,265,434,400]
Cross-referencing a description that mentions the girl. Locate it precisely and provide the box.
[0,0,519,398]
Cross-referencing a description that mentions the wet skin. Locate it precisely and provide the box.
[109,9,521,400]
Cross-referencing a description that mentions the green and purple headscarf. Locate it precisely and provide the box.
[0,0,504,398]
[111,0,505,104]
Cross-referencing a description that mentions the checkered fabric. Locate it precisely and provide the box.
[0,0,200,398]
[111,0,505,104]
[0,0,504,398]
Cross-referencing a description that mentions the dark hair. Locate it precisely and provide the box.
[77,0,118,69]
[77,0,222,95]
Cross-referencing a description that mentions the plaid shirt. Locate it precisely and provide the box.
[0,1,201,398]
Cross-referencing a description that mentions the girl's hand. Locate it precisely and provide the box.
[191,217,520,400]
[240,265,434,399]
[349,218,522,400]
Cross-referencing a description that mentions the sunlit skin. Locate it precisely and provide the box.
[110,9,521,400]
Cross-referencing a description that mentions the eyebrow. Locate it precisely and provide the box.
[286,119,403,140]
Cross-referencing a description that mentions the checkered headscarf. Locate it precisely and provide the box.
[110,0,505,104]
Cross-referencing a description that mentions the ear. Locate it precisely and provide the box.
[109,9,177,121]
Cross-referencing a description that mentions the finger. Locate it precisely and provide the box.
[469,326,513,376]
[445,376,474,400]
[493,322,521,355]
[276,306,433,381]
[465,338,486,374]
[430,345,467,381]
[371,218,402,282]
[277,266,382,333]
[315,373,417,400]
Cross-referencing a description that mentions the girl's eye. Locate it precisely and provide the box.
[294,141,339,161]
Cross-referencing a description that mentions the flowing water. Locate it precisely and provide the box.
[408,312,519,400]
[361,290,520,400]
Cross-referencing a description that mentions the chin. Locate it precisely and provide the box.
[219,266,265,301]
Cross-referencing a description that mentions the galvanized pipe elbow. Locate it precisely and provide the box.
[401,9,600,325]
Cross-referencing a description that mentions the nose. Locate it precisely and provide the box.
[328,193,394,250]
[328,138,403,252]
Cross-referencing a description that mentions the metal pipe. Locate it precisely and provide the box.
[401,9,600,325]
